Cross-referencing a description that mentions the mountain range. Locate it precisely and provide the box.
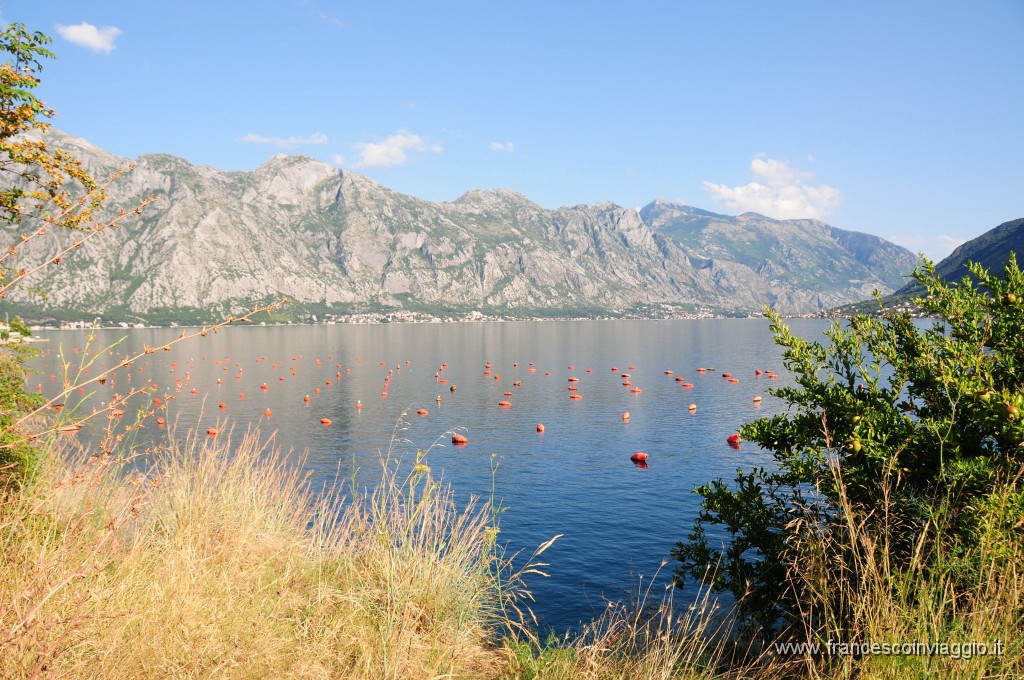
[2,129,922,325]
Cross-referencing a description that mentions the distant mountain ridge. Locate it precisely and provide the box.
[640,201,918,300]
[1,129,920,325]
[834,216,1024,316]
[898,217,1024,296]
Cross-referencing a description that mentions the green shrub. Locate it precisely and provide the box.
[674,256,1024,647]
[0,349,43,483]
[7,316,30,337]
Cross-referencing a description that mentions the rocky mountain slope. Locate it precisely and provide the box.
[2,130,920,324]
[641,201,920,308]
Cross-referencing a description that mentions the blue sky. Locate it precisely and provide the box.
[6,1,1023,260]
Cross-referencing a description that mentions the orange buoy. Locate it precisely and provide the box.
[320,418,332,426]
[630,387,642,393]
[417,409,428,416]
[260,383,268,390]
[484,370,491,375]
[728,378,739,383]
[498,400,512,407]
[688,403,697,411]
[264,409,272,417]
[206,427,219,437]
[452,433,468,445]
[696,367,706,373]
[304,395,311,403]
[568,376,579,382]
[536,423,545,432]
[727,433,741,444]
[768,374,779,380]
[356,401,363,409]
[156,417,165,426]
[753,395,762,402]
[611,367,619,371]
[191,388,198,395]
[513,380,522,386]
[722,372,731,378]
[622,411,630,421]
[682,382,694,388]
[218,402,226,409]
[630,452,649,462]
[622,381,632,386]
[665,370,674,375]
[544,372,551,376]
[435,395,442,402]
[504,391,513,396]
[569,393,582,400]
[755,369,763,376]
[568,386,578,391]
[675,376,684,382]
[239,392,245,399]
[621,373,631,378]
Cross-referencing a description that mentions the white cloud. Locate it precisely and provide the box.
[703,156,843,220]
[331,153,346,166]
[354,131,442,169]
[888,234,965,262]
[241,132,329,149]
[55,22,122,54]
[300,0,345,28]
[490,141,515,153]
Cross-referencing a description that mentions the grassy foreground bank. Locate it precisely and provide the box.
[0,429,722,678]
[1,427,1021,678]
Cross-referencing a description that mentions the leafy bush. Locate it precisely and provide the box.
[0,348,43,482]
[7,315,29,336]
[673,257,1024,647]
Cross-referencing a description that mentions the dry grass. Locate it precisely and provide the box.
[2,423,1020,679]
[504,574,741,679]
[771,458,1024,679]
[0,428,510,678]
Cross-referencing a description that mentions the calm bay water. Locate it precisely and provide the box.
[30,318,829,633]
